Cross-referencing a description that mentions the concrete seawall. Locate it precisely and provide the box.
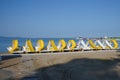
[0,50,120,80]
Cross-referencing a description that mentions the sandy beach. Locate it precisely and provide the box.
[0,50,120,80]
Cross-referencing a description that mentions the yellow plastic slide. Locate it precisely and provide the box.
[58,39,66,51]
[111,39,119,49]
[47,40,59,51]
[88,40,102,50]
[7,40,19,53]
[23,40,35,52]
[36,40,44,52]
[68,40,77,51]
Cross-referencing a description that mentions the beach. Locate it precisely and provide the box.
[0,50,120,80]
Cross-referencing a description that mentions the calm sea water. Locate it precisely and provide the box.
[0,37,120,53]
[0,37,74,52]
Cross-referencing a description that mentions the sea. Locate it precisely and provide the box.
[0,37,120,53]
[0,37,75,53]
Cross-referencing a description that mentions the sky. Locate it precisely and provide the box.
[0,0,120,38]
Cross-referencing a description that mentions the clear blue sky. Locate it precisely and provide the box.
[0,0,120,38]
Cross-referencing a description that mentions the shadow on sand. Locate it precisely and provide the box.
[117,49,120,52]
[21,57,120,80]
[1,54,22,61]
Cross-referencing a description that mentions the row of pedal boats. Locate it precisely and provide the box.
[7,38,119,54]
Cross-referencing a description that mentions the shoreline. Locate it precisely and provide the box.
[0,49,120,54]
